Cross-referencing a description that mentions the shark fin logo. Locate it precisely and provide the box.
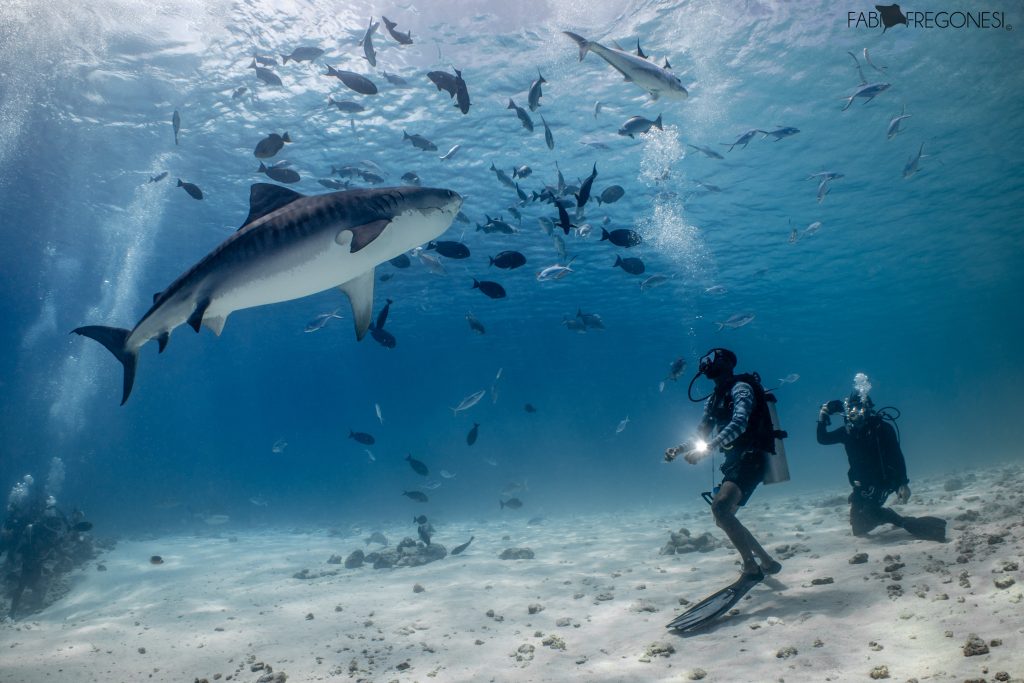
[875,4,909,32]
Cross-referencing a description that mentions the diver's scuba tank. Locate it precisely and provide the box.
[763,393,790,484]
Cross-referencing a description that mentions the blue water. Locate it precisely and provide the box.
[0,0,1021,534]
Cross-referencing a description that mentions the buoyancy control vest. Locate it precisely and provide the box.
[708,372,783,455]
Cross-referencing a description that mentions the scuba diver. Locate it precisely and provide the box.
[1,472,93,618]
[817,374,946,542]
[664,348,785,582]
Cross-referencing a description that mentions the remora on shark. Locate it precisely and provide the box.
[73,183,462,404]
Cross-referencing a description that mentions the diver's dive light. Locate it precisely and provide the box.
[694,439,708,453]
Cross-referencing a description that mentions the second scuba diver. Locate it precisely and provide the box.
[817,373,946,542]
[665,348,784,581]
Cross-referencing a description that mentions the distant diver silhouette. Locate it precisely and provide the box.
[875,4,908,32]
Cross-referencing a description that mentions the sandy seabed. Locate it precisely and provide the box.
[1,463,1022,683]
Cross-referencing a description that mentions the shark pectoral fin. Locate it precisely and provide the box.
[204,314,228,336]
[338,270,375,340]
[187,298,211,333]
[338,219,391,253]
[239,183,307,229]
[157,331,170,353]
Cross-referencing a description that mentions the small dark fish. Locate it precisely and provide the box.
[666,357,686,382]
[401,171,421,185]
[600,227,642,248]
[413,515,428,525]
[507,98,534,132]
[176,178,203,200]
[555,201,575,235]
[281,47,324,64]
[514,184,529,204]
[232,86,248,99]
[687,144,724,160]
[576,163,598,209]
[370,326,397,348]
[149,171,168,183]
[500,498,523,510]
[349,430,376,445]
[375,298,393,330]
[472,279,507,299]
[403,131,437,151]
[596,185,624,205]
[466,312,486,335]
[252,54,277,67]
[454,67,471,115]
[379,273,393,282]
[576,308,605,329]
[172,110,180,145]
[258,162,300,184]
[383,71,409,86]
[328,98,365,113]
[254,132,291,159]
[427,70,458,98]
[489,250,526,269]
[466,422,479,446]
[406,454,429,476]
[528,69,546,111]
[403,490,429,502]
[450,536,474,555]
[417,522,432,546]
[249,60,282,86]
[540,114,554,150]
[318,178,348,190]
[512,165,532,179]
[489,162,515,188]
[150,555,164,565]
[721,128,766,152]
[524,403,537,413]
[389,253,412,268]
[618,114,663,138]
[369,298,396,348]
[381,16,413,45]
[360,18,378,67]
[325,65,378,95]
[613,255,646,275]
[427,240,470,259]
[359,171,385,184]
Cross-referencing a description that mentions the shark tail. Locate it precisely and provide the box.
[71,325,138,405]
[563,31,589,61]
[715,322,725,332]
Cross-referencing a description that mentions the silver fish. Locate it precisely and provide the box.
[615,416,630,434]
[887,105,911,139]
[715,313,755,331]
[451,389,486,415]
[439,144,461,161]
[902,142,926,179]
[304,308,343,332]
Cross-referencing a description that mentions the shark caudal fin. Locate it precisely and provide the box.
[71,325,138,405]
[562,32,590,61]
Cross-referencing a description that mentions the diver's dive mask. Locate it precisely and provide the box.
[843,392,874,431]
[689,348,738,401]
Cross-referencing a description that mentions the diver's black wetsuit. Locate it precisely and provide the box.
[817,416,909,535]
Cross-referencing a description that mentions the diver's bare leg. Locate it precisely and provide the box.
[711,482,760,575]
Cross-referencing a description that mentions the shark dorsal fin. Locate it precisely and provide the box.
[239,183,307,230]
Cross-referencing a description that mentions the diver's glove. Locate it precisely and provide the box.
[896,485,911,504]
[664,446,681,463]
[818,404,831,424]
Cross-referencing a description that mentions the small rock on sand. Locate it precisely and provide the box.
[776,646,797,659]
[869,665,890,679]
[500,547,535,560]
[643,641,675,658]
[849,553,868,564]
[528,603,544,614]
[962,634,989,657]
[345,550,365,568]
[413,583,425,593]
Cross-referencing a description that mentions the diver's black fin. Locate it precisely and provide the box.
[902,515,947,542]
[666,572,763,632]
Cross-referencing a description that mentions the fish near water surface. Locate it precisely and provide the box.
[73,183,461,403]
[563,31,687,101]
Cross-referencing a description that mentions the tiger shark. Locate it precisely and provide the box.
[73,183,462,404]
[563,31,687,101]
